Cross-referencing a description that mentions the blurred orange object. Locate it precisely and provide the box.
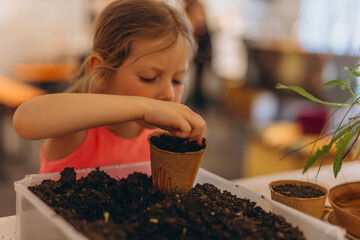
[0,75,46,108]
[14,62,79,83]
[262,121,302,149]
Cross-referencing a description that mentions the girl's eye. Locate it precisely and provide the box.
[140,77,156,82]
[172,79,183,85]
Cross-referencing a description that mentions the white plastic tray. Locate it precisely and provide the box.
[14,162,346,240]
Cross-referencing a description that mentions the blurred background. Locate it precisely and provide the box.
[1,0,360,217]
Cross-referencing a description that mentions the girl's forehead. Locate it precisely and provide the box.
[127,36,190,64]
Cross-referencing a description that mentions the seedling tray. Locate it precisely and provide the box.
[14,162,346,239]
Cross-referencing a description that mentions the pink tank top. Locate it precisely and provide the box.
[40,127,156,173]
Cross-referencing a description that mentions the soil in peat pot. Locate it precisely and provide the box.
[29,167,306,240]
[272,184,326,198]
[149,134,206,153]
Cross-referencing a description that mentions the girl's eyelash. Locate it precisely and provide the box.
[140,77,156,82]
[140,76,183,85]
[173,80,183,85]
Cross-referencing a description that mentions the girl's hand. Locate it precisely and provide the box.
[141,99,206,145]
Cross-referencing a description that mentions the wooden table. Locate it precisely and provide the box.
[0,75,46,109]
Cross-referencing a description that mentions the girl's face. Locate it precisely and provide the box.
[107,36,191,103]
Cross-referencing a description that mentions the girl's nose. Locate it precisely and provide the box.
[158,80,175,101]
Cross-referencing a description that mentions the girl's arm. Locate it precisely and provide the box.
[13,93,206,143]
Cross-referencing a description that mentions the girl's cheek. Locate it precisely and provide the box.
[176,91,184,103]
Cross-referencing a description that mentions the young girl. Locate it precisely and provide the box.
[13,0,206,174]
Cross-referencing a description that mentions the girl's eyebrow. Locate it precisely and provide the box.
[175,69,188,75]
[145,66,188,75]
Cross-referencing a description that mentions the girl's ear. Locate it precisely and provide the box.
[89,54,107,91]
[89,53,103,72]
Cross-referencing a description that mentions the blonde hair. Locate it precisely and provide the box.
[67,0,196,93]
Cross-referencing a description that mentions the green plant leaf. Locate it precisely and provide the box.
[352,138,360,160]
[322,79,346,90]
[275,84,351,106]
[334,132,352,177]
[303,144,331,173]
[344,67,360,77]
[278,64,360,178]
[333,127,360,177]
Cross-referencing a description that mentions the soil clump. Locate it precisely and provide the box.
[29,167,306,240]
[273,184,326,198]
[149,134,206,153]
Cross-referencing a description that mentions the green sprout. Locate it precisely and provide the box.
[276,64,360,178]
[175,185,180,192]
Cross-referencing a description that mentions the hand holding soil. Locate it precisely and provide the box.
[142,99,206,144]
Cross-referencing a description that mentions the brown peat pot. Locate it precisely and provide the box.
[269,180,328,219]
[148,131,208,193]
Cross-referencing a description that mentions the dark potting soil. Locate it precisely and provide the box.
[150,134,206,153]
[29,167,306,240]
[273,184,326,198]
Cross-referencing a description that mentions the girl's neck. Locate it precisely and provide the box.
[106,121,143,139]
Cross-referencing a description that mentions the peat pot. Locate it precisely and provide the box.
[328,181,360,237]
[269,180,328,219]
[148,131,209,193]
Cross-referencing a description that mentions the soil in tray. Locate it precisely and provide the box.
[149,134,206,153]
[273,184,326,198]
[29,167,306,240]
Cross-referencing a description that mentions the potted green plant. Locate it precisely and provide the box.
[276,64,360,236]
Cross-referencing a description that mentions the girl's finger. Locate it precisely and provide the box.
[172,120,191,139]
[186,115,206,143]
[196,137,203,146]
